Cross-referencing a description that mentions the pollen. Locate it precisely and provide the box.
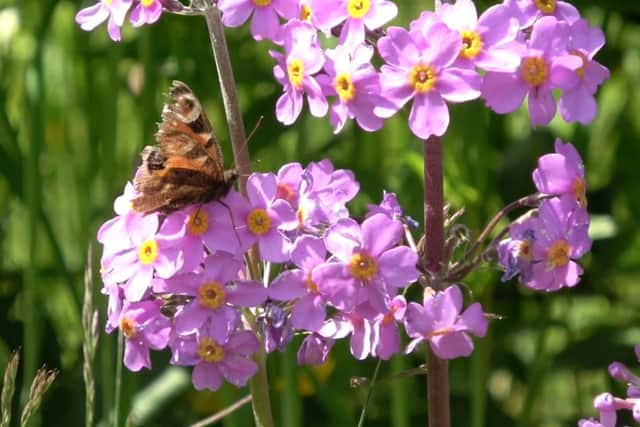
[138,239,158,265]
[348,0,370,19]
[288,59,305,89]
[304,272,319,294]
[198,281,226,309]
[409,64,437,94]
[247,208,272,236]
[103,0,113,5]
[197,338,225,363]
[140,0,155,6]
[252,0,272,7]
[119,316,138,339]
[300,4,312,21]
[349,251,378,281]
[546,239,571,270]
[534,0,556,14]
[187,207,209,236]
[334,72,356,102]
[572,177,587,207]
[459,30,483,60]
[521,57,549,87]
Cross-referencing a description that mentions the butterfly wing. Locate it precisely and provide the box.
[132,81,234,214]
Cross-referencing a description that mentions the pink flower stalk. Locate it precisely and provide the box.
[270,20,328,125]
[75,0,132,42]
[437,0,522,72]
[559,19,610,124]
[310,0,397,49]
[481,16,582,126]
[404,285,488,359]
[375,13,481,139]
[130,0,163,27]
[533,139,587,207]
[218,0,297,41]
[319,44,384,133]
[504,0,580,29]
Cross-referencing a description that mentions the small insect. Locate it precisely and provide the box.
[132,80,238,214]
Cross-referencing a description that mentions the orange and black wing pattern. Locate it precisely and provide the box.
[132,81,237,214]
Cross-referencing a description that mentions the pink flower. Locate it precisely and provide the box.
[310,0,398,50]
[505,0,580,29]
[318,44,384,133]
[437,0,521,72]
[481,16,582,126]
[404,285,488,359]
[130,0,163,27]
[533,139,587,207]
[75,0,133,42]
[270,20,328,125]
[559,19,610,124]
[375,13,481,139]
[219,0,298,41]
[118,300,171,371]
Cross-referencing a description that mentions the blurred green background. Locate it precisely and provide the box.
[0,0,638,426]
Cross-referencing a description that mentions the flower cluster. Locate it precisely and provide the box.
[228,0,608,134]
[75,0,609,133]
[578,345,640,427]
[497,139,591,292]
[98,158,492,391]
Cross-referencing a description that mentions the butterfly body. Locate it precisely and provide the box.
[132,81,237,214]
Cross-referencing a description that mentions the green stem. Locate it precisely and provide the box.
[357,360,382,427]
[248,348,274,427]
[113,331,124,427]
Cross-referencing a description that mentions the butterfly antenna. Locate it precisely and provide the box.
[230,116,264,171]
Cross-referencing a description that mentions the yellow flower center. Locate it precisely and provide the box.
[198,281,226,309]
[349,251,378,280]
[521,57,549,87]
[288,59,305,89]
[546,239,571,269]
[197,338,225,363]
[459,30,483,60]
[275,183,295,202]
[247,208,272,236]
[103,0,113,5]
[140,0,155,6]
[187,207,209,236]
[304,272,319,294]
[334,72,356,102]
[534,0,556,14]
[119,316,138,339]
[409,64,437,94]
[572,177,587,207]
[518,240,533,262]
[347,0,370,19]
[252,0,272,7]
[300,4,312,21]
[138,239,158,265]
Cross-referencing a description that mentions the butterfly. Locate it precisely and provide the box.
[132,80,238,214]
